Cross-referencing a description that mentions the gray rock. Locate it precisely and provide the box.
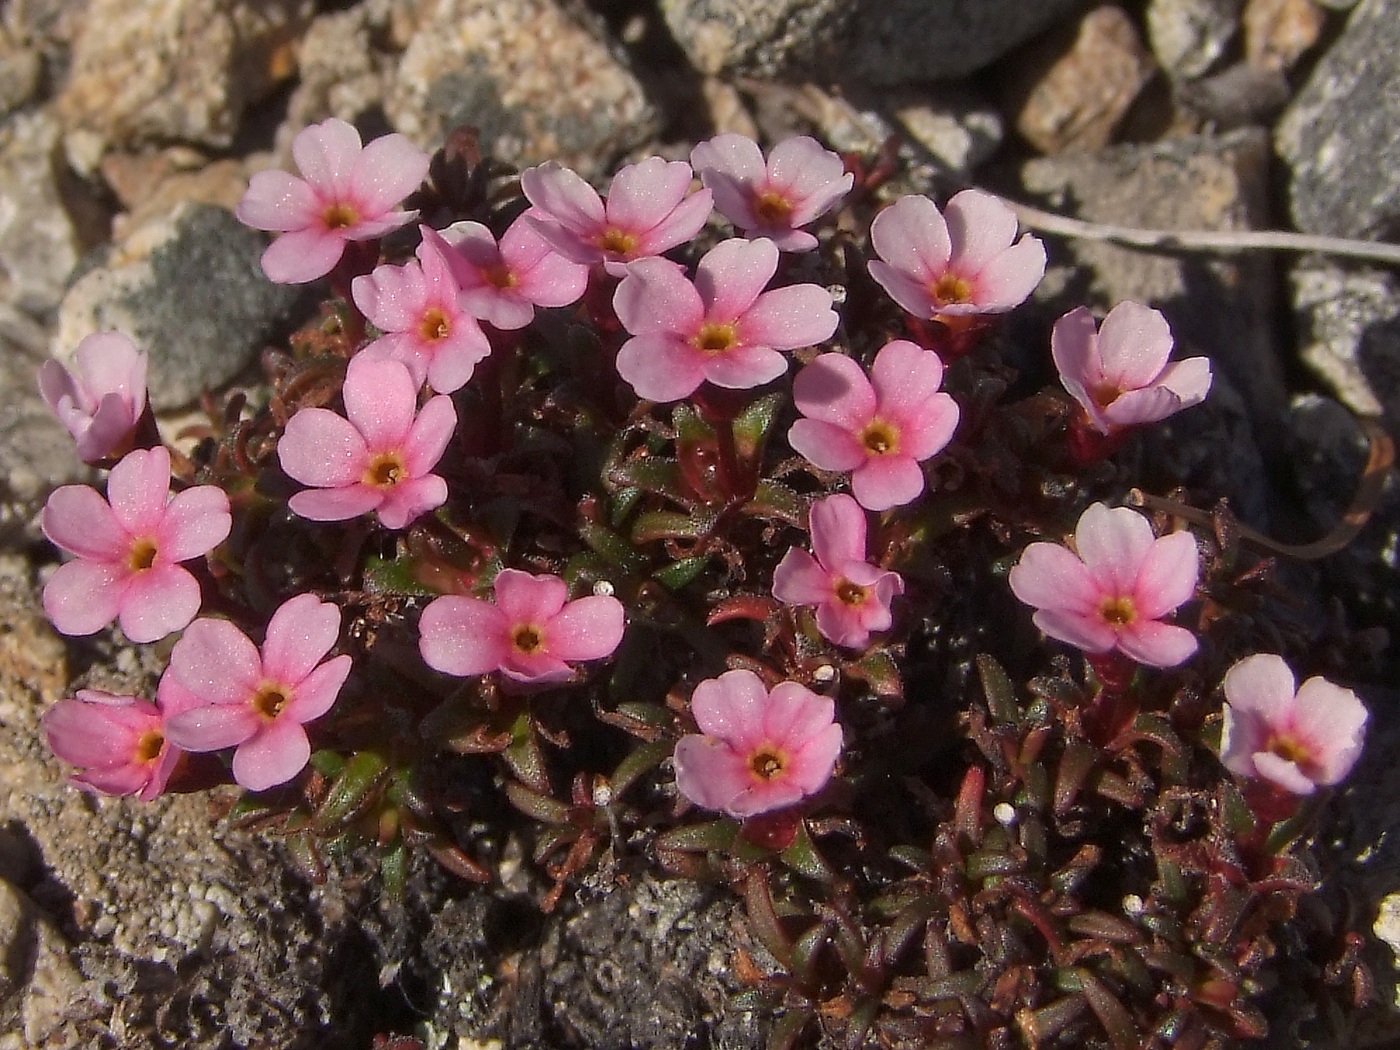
[1147,0,1243,79]
[0,109,84,318]
[0,336,91,517]
[0,29,41,118]
[660,0,1086,85]
[52,203,302,411]
[385,0,658,180]
[54,0,310,152]
[1275,0,1400,238]
[1019,130,1290,462]
[1291,259,1400,426]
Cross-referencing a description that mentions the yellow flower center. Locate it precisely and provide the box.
[127,538,158,572]
[596,228,638,256]
[835,579,868,606]
[859,419,899,456]
[1090,381,1123,409]
[753,190,793,225]
[133,730,164,764]
[364,453,406,489]
[511,624,545,654]
[252,684,290,721]
[1098,596,1136,628]
[929,272,974,308]
[692,322,739,354]
[749,745,788,781]
[322,203,360,230]
[418,307,451,342]
[1264,733,1311,768]
[484,263,517,290]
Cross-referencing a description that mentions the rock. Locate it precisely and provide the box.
[1173,61,1291,129]
[384,0,658,180]
[0,28,41,118]
[1275,0,1400,238]
[101,154,252,239]
[0,335,91,516]
[0,109,84,318]
[1290,259,1400,425]
[1242,0,1325,72]
[52,202,302,411]
[54,0,310,152]
[1146,0,1242,79]
[1003,4,1157,155]
[1019,130,1290,462]
[659,0,1085,85]
[282,1,398,139]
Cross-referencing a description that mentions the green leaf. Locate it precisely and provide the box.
[380,840,408,900]
[742,479,807,527]
[504,780,573,824]
[606,457,696,508]
[653,555,711,591]
[743,870,793,968]
[308,750,347,778]
[976,653,1020,724]
[731,391,785,458]
[363,553,438,597]
[609,485,643,528]
[503,711,550,794]
[846,649,903,699]
[609,740,671,800]
[778,821,836,882]
[579,520,646,574]
[653,818,739,853]
[314,750,390,833]
[632,509,717,543]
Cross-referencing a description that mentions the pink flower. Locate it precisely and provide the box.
[438,214,589,330]
[1052,302,1213,435]
[236,117,430,284]
[277,356,456,529]
[521,157,713,277]
[162,593,352,791]
[613,237,838,402]
[42,676,199,800]
[41,446,231,643]
[1219,654,1367,796]
[38,331,148,464]
[418,568,625,686]
[772,494,904,649]
[673,669,842,819]
[689,133,853,252]
[788,340,960,511]
[1008,503,1199,668]
[351,226,491,393]
[867,191,1046,319]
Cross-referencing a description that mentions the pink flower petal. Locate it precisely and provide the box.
[74,332,147,402]
[117,564,201,643]
[772,549,831,606]
[352,260,426,333]
[515,248,589,310]
[42,485,125,560]
[690,137,763,231]
[943,189,1020,275]
[1096,301,1174,390]
[349,133,430,215]
[690,669,768,749]
[738,285,838,349]
[279,407,368,487]
[1073,503,1154,595]
[283,654,353,723]
[1222,653,1297,721]
[288,485,383,522]
[784,723,844,795]
[164,703,261,752]
[1157,356,1212,406]
[107,446,172,535]
[43,695,149,767]
[673,735,751,813]
[419,595,511,677]
[867,260,937,318]
[727,777,808,818]
[1293,676,1367,784]
[606,157,694,232]
[158,486,232,563]
[787,418,866,472]
[634,186,713,257]
[260,593,341,684]
[614,258,704,336]
[694,238,777,321]
[1114,619,1198,668]
[762,682,835,745]
[375,475,447,530]
[42,559,125,636]
[402,394,458,476]
[701,345,787,390]
[850,455,925,511]
[792,353,876,429]
[870,340,945,423]
[546,595,625,662]
[971,236,1046,312]
[1051,306,1105,413]
[870,195,951,282]
[616,333,708,402]
[899,395,960,461]
[521,162,606,235]
[1219,704,1266,779]
[1101,386,1184,429]
[808,493,867,568]
[1250,752,1318,795]
[292,117,362,194]
[1032,608,1118,653]
[171,617,262,707]
[815,601,875,649]
[260,227,347,284]
[236,169,320,232]
[233,719,311,791]
[426,324,489,393]
[1131,531,1199,619]
[494,569,568,623]
[343,357,416,450]
[1009,542,1100,616]
[769,137,852,223]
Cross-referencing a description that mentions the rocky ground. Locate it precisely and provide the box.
[1,0,1399,1047]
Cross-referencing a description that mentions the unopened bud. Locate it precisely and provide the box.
[593,579,615,597]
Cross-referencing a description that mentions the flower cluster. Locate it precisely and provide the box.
[29,120,1375,1048]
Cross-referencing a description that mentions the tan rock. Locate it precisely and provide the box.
[55,0,311,150]
[384,0,658,179]
[1006,5,1158,155]
[1243,0,1325,72]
